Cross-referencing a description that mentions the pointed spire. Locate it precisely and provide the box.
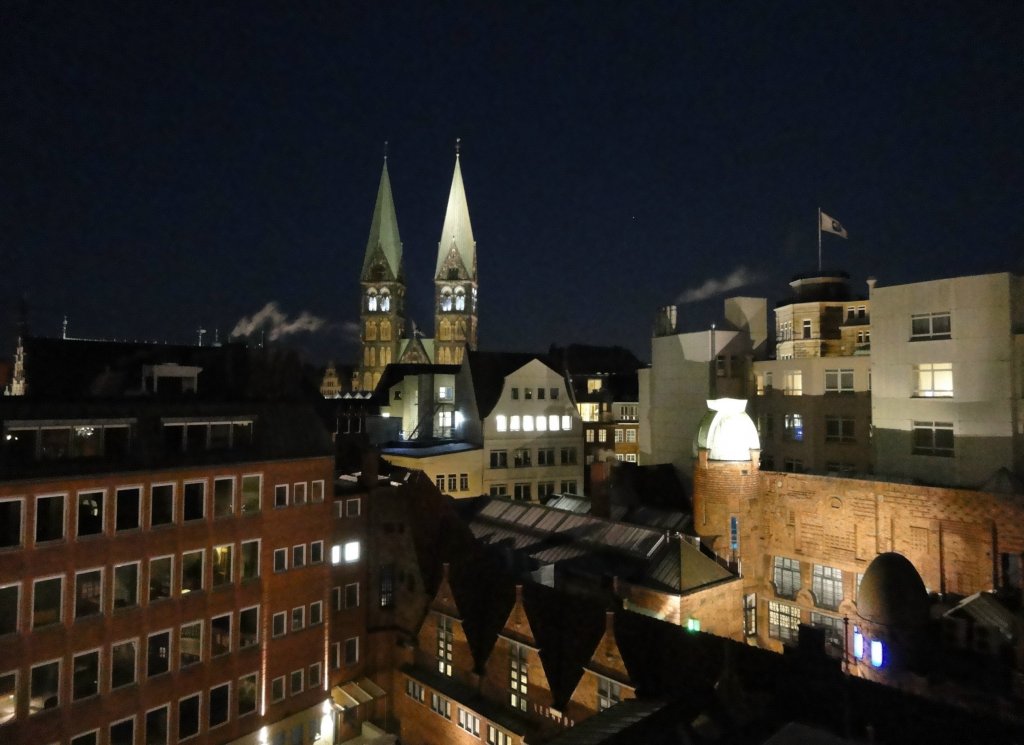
[361,153,403,281]
[435,141,476,279]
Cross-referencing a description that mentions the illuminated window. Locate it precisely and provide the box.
[586,429,595,443]
[536,415,547,431]
[496,415,507,432]
[914,363,953,397]
[343,541,361,563]
[853,627,864,659]
[440,288,453,312]
[870,639,884,667]
[458,709,480,737]
[548,414,560,431]
[911,311,951,340]
[454,287,465,311]
[379,289,391,312]
[783,371,802,396]
[810,612,844,649]
[437,615,453,676]
[686,617,701,632]
[509,643,528,711]
[523,415,534,432]
[366,290,378,312]
[510,416,521,432]
[783,414,803,441]
[625,428,637,443]
[598,429,607,443]
[614,429,623,443]
[212,545,233,586]
[767,601,800,643]
[561,415,572,431]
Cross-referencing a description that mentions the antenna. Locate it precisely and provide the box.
[196,326,206,346]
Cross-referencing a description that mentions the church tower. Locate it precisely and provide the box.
[357,156,406,391]
[433,142,478,366]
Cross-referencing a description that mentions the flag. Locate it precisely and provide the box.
[820,211,848,238]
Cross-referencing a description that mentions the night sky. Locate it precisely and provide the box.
[3,2,1021,365]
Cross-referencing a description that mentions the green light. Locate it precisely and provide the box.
[686,618,701,632]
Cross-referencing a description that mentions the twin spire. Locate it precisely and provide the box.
[361,141,476,282]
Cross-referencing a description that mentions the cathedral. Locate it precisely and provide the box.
[355,145,478,391]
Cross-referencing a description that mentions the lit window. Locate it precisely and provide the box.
[523,416,534,432]
[596,674,620,711]
[344,541,360,563]
[685,618,700,632]
[535,415,547,432]
[561,415,572,431]
[853,627,864,659]
[870,639,884,667]
[496,415,507,432]
[548,414,559,431]
[783,371,802,396]
[767,601,800,643]
[783,414,804,442]
[437,615,453,676]
[509,643,528,711]
[510,416,521,432]
[913,363,953,397]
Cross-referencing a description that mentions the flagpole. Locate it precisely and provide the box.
[817,207,822,272]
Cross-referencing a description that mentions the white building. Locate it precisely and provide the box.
[870,271,1024,488]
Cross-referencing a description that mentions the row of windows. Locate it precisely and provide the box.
[365,288,392,312]
[435,473,470,493]
[271,601,323,636]
[495,414,574,433]
[332,582,361,612]
[4,421,133,462]
[489,480,579,499]
[272,540,325,573]
[2,617,260,724]
[510,386,559,401]
[161,420,255,454]
[758,362,952,398]
[0,475,272,549]
[273,480,326,508]
[363,318,394,341]
[54,675,258,745]
[334,497,363,518]
[489,448,578,468]
[404,676,508,744]
[772,558,846,611]
[1,541,261,634]
[585,427,637,443]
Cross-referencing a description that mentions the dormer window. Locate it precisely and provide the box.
[454,287,465,311]
[367,290,378,312]
[440,288,453,312]
[379,289,391,312]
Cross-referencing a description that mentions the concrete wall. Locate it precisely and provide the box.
[871,272,1023,487]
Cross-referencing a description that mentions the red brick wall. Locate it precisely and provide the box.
[0,455,335,745]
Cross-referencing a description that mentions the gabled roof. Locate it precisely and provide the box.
[360,160,403,281]
[464,350,553,418]
[435,153,476,279]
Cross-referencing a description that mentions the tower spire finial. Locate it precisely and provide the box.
[455,137,461,157]
[383,140,389,162]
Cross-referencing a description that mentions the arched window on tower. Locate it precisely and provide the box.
[439,319,452,341]
[380,319,392,341]
[363,372,373,391]
[380,289,391,312]
[367,289,378,312]
[440,288,453,312]
[454,287,466,311]
[367,347,376,368]
[454,320,466,341]
[365,321,377,341]
[381,347,392,365]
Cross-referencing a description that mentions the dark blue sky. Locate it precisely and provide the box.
[3,1,1021,364]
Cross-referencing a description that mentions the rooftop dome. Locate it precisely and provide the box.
[693,398,760,462]
[857,552,929,627]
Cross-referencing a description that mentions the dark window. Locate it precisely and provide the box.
[77,491,104,537]
[115,488,140,531]
[36,495,64,542]
[0,500,22,547]
[183,482,205,521]
[913,421,954,456]
[178,694,200,740]
[146,707,168,745]
[150,485,174,526]
[209,683,229,728]
[147,631,170,677]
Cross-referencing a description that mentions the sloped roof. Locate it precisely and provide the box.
[945,592,1023,642]
[360,160,403,281]
[435,153,476,279]
[464,350,549,418]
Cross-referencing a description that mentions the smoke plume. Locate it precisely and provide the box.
[675,266,760,304]
[230,302,326,341]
